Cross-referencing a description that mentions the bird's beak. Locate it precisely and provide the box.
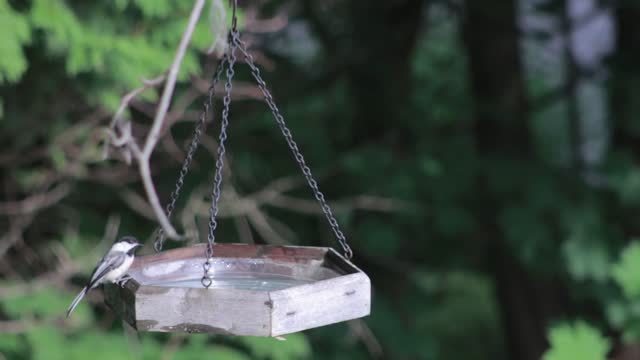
[135,243,143,248]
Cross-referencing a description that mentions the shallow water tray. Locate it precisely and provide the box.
[104,243,371,336]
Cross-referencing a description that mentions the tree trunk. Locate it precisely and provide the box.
[560,0,584,173]
[610,2,640,157]
[345,0,425,147]
[462,1,568,359]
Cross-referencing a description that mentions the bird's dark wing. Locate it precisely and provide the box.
[85,251,126,289]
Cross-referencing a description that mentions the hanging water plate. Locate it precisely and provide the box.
[104,243,370,336]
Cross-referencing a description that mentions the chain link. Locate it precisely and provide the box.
[153,56,228,253]
[233,36,353,259]
[201,29,239,288]
[155,16,354,288]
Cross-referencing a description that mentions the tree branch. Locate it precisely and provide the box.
[0,183,70,216]
[142,0,205,160]
[103,0,207,240]
[103,75,165,162]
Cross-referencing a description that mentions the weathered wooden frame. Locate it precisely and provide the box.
[104,243,370,336]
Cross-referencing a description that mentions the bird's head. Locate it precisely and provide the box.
[112,236,143,254]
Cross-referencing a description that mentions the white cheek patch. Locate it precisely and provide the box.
[111,242,137,253]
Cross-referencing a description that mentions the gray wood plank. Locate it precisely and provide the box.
[135,286,272,335]
[269,272,371,336]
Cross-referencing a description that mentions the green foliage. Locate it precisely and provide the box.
[0,288,309,360]
[550,240,640,351]
[411,271,505,360]
[30,0,188,108]
[20,326,251,360]
[4,286,78,319]
[612,242,640,299]
[412,13,470,128]
[355,218,399,257]
[563,236,610,282]
[126,0,177,18]
[543,322,610,360]
[600,241,640,342]
[174,345,251,360]
[562,208,613,282]
[1,0,227,109]
[239,334,311,360]
[608,156,640,206]
[0,0,31,82]
[27,327,132,360]
[0,333,27,359]
[500,205,553,265]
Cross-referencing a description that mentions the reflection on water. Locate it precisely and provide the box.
[151,273,312,291]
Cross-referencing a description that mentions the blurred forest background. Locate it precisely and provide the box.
[2,0,640,359]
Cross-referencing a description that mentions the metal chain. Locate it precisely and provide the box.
[234,36,354,259]
[202,29,239,288]
[153,56,228,252]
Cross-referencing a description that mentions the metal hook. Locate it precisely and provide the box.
[230,0,238,30]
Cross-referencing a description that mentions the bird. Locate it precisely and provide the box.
[66,236,142,317]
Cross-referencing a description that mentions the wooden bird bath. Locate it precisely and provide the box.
[104,243,371,336]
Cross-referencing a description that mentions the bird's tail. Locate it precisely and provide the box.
[66,286,88,318]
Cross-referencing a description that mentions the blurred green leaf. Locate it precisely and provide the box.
[612,242,640,299]
[24,326,159,360]
[239,333,311,360]
[543,322,610,360]
[4,286,75,318]
[563,237,610,282]
[175,345,251,360]
[610,165,640,206]
[0,0,31,83]
[0,333,26,357]
[606,301,628,330]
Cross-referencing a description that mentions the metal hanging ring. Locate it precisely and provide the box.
[201,275,213,288]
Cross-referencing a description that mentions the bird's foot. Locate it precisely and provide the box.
[116,275,132,287]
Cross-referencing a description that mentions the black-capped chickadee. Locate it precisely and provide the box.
[66,236,142,317]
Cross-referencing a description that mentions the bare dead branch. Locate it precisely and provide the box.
[259,211,297,242]
[0,183,70,216]
[103,75,166,162]
[119,188,157,221]
[233,215,255,244]
[175,171,406,246]
[244,5,289,33]
[110,76,166,131]
[348,319,384,359]
[0,216,122,300]
[0,214,34,258]
[0,318,38,333]
[264,193,408,214]
[191,77,265,100]
[101,0,207,240]
[142,0,205,159]
[247,209,290,245]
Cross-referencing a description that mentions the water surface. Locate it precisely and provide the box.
[151,273,312,291]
